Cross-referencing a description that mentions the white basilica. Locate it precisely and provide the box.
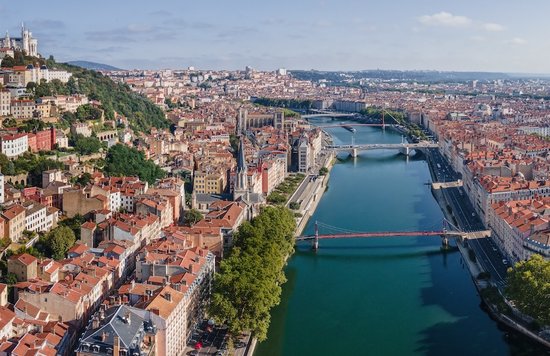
[2,23,38,57]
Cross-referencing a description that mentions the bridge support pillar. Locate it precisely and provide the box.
[312,221,319,251]
[350,148,358,158]
[441,236,450,249]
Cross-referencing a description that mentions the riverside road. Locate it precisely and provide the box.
[427,148,509,290]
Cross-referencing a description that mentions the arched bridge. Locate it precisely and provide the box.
[297,220,483,250]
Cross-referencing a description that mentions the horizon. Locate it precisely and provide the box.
[66,60,550,77]
[2,0,549,73]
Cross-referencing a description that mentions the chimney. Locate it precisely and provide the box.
[113,335,120,356]
[165,292,172,302]
[124,312,131,325]
[92,316,100,329]
[101,331,107,342]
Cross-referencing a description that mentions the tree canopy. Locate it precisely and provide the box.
[72,134,104,155]
[506,254,550,325]
[0,152,63,187]
[57,214,85,241]
[183,209,203,226]
[209,206,296,341]
[37,226,76,260]
[104,144,166,184]
[0,56,15,68]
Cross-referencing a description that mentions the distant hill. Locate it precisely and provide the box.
[66,60,123,71]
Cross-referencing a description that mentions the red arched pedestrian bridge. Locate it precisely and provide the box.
[296,220,476,250]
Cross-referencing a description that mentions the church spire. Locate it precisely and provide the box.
[4,31,9,48]
[234,136,248,198]
[237,136,247,173]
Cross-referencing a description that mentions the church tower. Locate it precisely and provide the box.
[22,23,29,54]
[3,31,10,48]
[233,136,248,200]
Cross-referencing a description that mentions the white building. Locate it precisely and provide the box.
[23,202,49,233]
[0,133,28,158]
[1,24,38,57]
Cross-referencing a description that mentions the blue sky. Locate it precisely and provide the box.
[1,0,548,72]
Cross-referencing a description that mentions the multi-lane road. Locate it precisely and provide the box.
[427,148,509,290]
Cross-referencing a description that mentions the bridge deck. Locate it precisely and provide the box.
[294,230,466,241]
[326,143,438,150]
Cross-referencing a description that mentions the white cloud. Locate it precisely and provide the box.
[507,37,527,45]
[418,12,472,27]
[483,23,505,32]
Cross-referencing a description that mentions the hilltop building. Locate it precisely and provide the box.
[2,23,38,57]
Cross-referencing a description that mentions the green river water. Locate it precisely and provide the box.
[255,119,546,356]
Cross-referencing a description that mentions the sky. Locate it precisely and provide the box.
[1,0,549,73]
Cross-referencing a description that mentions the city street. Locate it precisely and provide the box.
[427,148,509,290]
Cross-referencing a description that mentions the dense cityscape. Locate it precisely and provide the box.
[0,5,548,355]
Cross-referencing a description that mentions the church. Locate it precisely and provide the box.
[2,23,38,57]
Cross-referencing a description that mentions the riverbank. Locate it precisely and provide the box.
[294,151,335,236]
[243,150,336,356]
[424,149,550,351]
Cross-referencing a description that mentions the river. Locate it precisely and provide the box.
[255,118,544,356]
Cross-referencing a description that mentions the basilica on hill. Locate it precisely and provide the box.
[1,23,38,57]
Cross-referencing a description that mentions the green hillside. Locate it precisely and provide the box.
[8,52,169,133]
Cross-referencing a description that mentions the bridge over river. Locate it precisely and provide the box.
[296,220,489,250]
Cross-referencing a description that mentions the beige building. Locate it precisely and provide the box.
[8,253,38,282]
[2,204,26,242]
[62,187,109,218]
[10,99,35,119]
[145,286,186,356]
[0,90,10,116]
[193,169,226,194]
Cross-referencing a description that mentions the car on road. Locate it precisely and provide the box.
[502,259,509,265]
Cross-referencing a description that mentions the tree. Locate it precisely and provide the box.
[506,254,550,325]
[73,172,92,187]
[104,144,166,184]
[57,214,84,241]
[183,209,203,226]
[4,273,17,285]
[14,50,25,65]
[0,55,15,68]
[40,226,76,260]
[73,134,103,155]
[210,206,295,341]
[26,81,37,94]
[319,167,329,176]
[289,201,300,210]
[19,119,46,133]
[2,118,17,128]
[76,104,102,121]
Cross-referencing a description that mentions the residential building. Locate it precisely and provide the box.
[76,305,157,356]
[0,133,28,158]
[2,204,26,242]
[8,253,38,282]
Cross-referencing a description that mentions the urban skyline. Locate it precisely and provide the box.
[2,0,549,73]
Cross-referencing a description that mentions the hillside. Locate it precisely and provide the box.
[46,58,169,132]
[66,60,123,71]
